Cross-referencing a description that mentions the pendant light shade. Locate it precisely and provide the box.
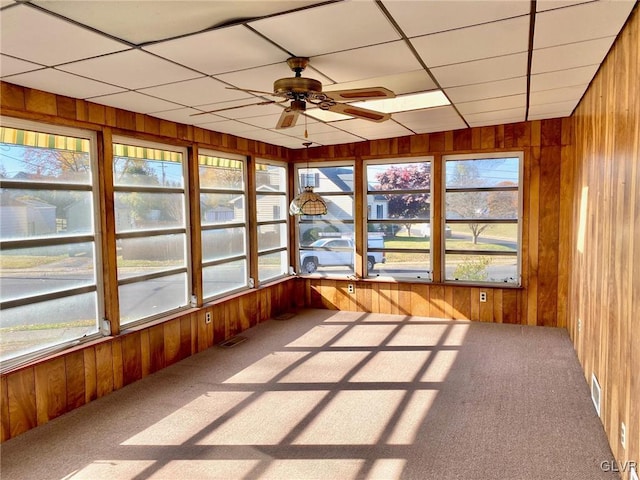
[289,185,328,216]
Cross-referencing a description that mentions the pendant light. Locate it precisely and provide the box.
[289,141,328,216]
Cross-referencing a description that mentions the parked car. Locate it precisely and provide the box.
[420,224,452,238]
[300,237,385,273]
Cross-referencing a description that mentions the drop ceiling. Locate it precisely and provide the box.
[0,0,636,149]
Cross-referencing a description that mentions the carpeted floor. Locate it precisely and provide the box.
[0,309,618,480]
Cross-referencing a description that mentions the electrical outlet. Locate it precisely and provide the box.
[479,291,487,303]
[621,422,626,448]
[578,318,582,332]
[347,284,355,294]
[205,312,212,324]
[630,464,638,480]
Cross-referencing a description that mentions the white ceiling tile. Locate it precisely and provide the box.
[431,52,528,88]
[534,0,635,49]
[0,5,129,65]
[464,106,526,125]
[0,55,42,77]
[393,106,467,133]
[528,100,577,117]
[284,118,344,139]
[457,94,527,115]
[4,68,125,99]
[196,99,288,120]
[138,77,250,108]
[199,119,261,135]
[530,85,587,105]
[144,26,287,75]
[240,113,287,129]
[303,129,364,145]
[58,50,201,90]
[445,77,527,104]
[331,119,414,140]
[1,1,16,6]
[214,62,334,96]
[536,0,593,12]
[250,0,399,57]
[88,91,181,114]
[31,1,323,45]
[311,42,422,83]
[412,16,530,68]
[530,64,599,91]
[323,70,438,96]
[150,107,226,126]
[531,37,615,74]
[382,0,530,37]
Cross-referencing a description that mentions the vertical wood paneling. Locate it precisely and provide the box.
[7,369,36,437]
[95,343,114,398]
[83,347,97,402]
[122,333,142,386]
[569,6,639,477]
[164,319,182,366]
[1,377,9,442]
[34,358,67,425]
[65,351,86,410]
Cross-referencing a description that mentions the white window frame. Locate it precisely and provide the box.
[442,152,523,285]
[0,117,104,370]
[113,136,191,326]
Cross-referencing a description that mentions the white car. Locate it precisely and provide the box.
[420,224,452,238]
[300,237,385,273]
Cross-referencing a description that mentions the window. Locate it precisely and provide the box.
[199,150,248,299]
[443,153,522,284]
[296,163,354,276]
[0,120,102,365]
[365,158,432,280]
[256,160,288,283]
[113,139,189,325]
[300,172,319,188]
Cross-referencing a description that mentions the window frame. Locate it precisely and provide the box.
[294,160,355,277]
[198,148,249,301]
[363,156,434,282]
[255,158,289,284]
[0,117,105,369]
[113,136,192,326]
[442,152,523,286]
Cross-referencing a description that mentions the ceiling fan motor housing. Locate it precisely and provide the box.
[274,77,322,95]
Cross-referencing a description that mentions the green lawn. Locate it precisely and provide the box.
[0,255,67,269]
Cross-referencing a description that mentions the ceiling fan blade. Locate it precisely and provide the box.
[276,108,299,129]
[190,99,286,116]
[325,87,395,102]
[326,103,391,122]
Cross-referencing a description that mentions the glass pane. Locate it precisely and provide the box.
[299,237,354,275]
[117,235,185,280]
[256,163,286,191]
[200,193,244,225]
[199,154,244,189]
[445,157,520,189]
[445,254,518,283]
[119,272,188,325]
[113,148,184,188]
[256,195,287,222]
[203,260,247,299]
[202,228,245,262]
[299,194,352,221]
[299,221,354,246]
[1,244,95,302]
[258,223,287,252]
[368,252,430,280]
[0,127,92,184]
[367,162,431,190]
[366,193,430,220]
[446,191,518,220]
[258,250,288,282]
[0,189,93,240]
[0,292,99,362]
[298,166,354,193]
[368,222,430,242]
[114,192,184,231]
[445,223,518,252]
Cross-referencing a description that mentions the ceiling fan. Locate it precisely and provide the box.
[194,57,396,130]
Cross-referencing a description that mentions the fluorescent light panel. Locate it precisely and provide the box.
[306,90,450,122]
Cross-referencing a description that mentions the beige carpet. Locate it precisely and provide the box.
[0,309,617,480]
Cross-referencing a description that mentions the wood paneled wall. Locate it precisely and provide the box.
[0,279,303,441]
[294,118,572,328]
[569,4,639,478]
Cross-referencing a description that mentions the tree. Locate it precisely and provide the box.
[446,162,492,244]
[375,163,430,237]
